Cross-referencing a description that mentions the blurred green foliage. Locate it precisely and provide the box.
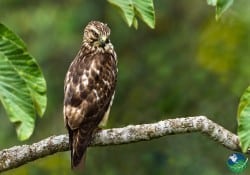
[0,0,250,174]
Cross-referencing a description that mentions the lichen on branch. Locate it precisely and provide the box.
[0,116,246,172]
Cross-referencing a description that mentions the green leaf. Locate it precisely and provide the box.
[108,0,155,29]
[133,18,138,29]
[207,0,217,6]
[0,23,47,141]
[216,0,234,20]
[237,86,250,152]
[207,0,234,20]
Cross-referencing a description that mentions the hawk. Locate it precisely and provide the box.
[63,21,117,168]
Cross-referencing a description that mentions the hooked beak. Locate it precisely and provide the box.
[99,36,107,48]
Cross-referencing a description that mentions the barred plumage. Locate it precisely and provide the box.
[63,21,117,168]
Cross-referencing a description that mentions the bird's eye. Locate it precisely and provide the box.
[92,31,99,38]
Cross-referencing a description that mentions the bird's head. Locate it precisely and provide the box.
[83,21,111,49]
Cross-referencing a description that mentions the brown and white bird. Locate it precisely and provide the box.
[63,21,117,168]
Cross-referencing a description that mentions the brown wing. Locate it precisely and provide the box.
[64,49,117,168]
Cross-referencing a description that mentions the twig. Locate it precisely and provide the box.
[0,116,246,172]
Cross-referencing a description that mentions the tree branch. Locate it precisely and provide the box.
[0,116,247,172]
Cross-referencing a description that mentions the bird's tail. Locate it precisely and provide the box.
[70,126,94,169]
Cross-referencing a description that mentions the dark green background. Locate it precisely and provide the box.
[0,0,250,174]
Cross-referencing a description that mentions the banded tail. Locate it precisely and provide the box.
[69,125,95,169]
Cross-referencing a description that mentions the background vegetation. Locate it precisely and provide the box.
[0,0,250,174]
